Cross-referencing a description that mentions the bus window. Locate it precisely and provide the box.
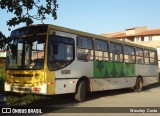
[150,51,157,65]
[144,50,149,64]
[48,35,74,71]
[77,36,93,61]
[95,39,109,61]
[7,36,46,70]
[124,45,135,63]
[136,48,144,64]
[109,43,123,62]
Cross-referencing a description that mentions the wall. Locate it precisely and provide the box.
[144,35,160,41]
[126,26,147,36]
[135,26,147,34]
[0,52,6,57]
[126,30,135,36]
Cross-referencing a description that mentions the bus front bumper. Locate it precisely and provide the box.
[4,82,48,95]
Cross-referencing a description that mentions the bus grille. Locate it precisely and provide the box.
[13,82,32,86]
[12,74,33,77]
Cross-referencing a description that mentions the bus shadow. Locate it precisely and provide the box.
[36,82,160,114]
[37,88,133,114]
[143,82,160,91]
[86,88,133,101]
[86,82,160,101]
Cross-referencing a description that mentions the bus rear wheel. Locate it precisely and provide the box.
[75,80,87,102]
[134,77,143,92]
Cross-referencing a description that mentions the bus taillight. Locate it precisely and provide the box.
[32,87,41,92]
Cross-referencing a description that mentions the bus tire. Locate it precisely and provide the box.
[75,80,86,102]
[134,77,143,92]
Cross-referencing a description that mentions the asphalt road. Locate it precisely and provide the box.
[41,82,160,116]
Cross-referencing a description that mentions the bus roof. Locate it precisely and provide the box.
[48,24,156,51]
[12,24,157,51]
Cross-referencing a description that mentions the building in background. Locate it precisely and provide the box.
[101,26,160,68]
[0,50,6,58]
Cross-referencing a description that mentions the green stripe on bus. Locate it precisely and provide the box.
[93,61,135,78]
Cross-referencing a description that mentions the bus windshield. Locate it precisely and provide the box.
[6,35,46,70]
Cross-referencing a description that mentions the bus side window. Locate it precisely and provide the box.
[124,45,135,63]
[136,48,144,64]
[48,35,74,71]
[150,51,157,65]
[109,43,123,62]
[77,36,93,61]
[95,39,109,61]
[144,50,150,64]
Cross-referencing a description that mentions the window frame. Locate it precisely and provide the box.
[148,36,152,41]
[77,36,94,61]
[135,37,141,42]
[47,35,75,71]
[109,42,123,62]
[94,39,109,61]
[77,36,93,50]
[149,50,158,65]
[144,49,150,65]
[124,45,136,63]
[135,47,144,64]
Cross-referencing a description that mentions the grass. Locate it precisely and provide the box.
[6,94,48,107]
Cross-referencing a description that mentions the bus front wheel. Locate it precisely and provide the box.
[134,77,143,92]
[75,80,87,102]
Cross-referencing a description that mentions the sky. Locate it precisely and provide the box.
[0,0,160,36]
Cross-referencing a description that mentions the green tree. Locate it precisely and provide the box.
[0,0,58,49]
[0,32,9,50]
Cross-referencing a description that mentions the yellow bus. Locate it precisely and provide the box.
[5,24,159,102]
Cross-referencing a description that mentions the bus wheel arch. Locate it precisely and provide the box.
[75,76,90,102]
[134,76,143,92]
